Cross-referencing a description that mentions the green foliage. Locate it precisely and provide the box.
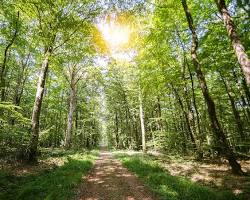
[147,130,189,153]
[0,102,30,158]
[0,102,29,123]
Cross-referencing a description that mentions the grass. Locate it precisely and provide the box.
[115,153,241,200]
[0,150,98,200]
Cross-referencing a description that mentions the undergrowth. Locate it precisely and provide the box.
[116,153,241,200]
[0,149,98,200]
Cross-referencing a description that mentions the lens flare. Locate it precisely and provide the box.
[98,20,131,52]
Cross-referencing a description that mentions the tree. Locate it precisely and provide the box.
[182,0,243,175]
[0,8,20,101]
[215,0,250,85]
[139,86,146,153]
[25,0,97,161]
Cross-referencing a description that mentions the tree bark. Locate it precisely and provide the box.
[156,96,163,131]
[115,110,119,149]
[177,27,202,145]
[182,0,243,174]
[241,74,250,104]
[13,53,30,106]
[10,54,30,125]
[28,47,52,162]
[215,0,250,85]
[139,88,146,153]
[64,83,76,148]
[64,65,78,149]
[219,72,245,140]
[232,70,250,122]
[171,84,197,150]
[187,64,202,140]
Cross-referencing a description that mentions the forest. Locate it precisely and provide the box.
[0,0,250,199]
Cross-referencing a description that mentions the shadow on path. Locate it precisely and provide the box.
[77,151,158,200]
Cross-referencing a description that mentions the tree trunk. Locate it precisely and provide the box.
[115,111,119,149]
[182,0,243,175]
[187,64,202,140]
[0,12,19,101]
[241,74,250,104]
[139,88,146,153]
[171,84,197,150]
[215,0,250,85]
[122,90,133,146]
[178,113,188,154]
[219,72,245,140]
[64,65,78,149]
[232,70,250,121]
[64,83,76,148]
[10,55,29,125]
[75,105,78,129]
[177,27,202,147]
[156,96,163,131]
[28,47,52,162]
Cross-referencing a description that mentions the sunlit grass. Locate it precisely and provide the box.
[0,150,98,200]
[116,153,240,200]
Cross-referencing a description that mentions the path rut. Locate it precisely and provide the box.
[76,151,158,200]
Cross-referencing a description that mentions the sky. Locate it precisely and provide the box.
[94,13,137,67]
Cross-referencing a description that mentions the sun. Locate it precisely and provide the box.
[98,19,131,52]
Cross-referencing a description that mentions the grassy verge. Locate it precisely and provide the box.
[115,153,241,200]
[0,149,98,200]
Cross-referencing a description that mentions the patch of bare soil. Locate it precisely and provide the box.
[76,151,158,200]
[156,155,250,199]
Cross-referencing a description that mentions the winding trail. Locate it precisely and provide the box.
[77,151,157,200]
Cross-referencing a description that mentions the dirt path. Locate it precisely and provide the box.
[76,151,158,200]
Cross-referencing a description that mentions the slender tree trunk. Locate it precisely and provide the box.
[115,110,119,148]
[187,64,202,139]
[219,72,245,140]
[64,64,79,149]
[139,88,146,153]
[64,83,76,148]
[13,62,28,106]
[177,27,202,147]
[215,0,250,84]
[75,106,78,130]
[241,75,250,104]
[182,0,243,174]
[156,96,163,131]
[10,82,25,125]
[122,91,132,146]
[0,12,19,101]
[133,115,140,149]
[126,104,134,146]
[232,70,250,122]
[28,47,52,162]
[171,84,197,150]
[119,112,124,148]
[10,54,30,125]
[178,113,188,154]
[187,64,204,159]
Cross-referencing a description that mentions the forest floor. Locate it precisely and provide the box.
[0,149,98,200]
[158,154,250,197]
[115,150,250,200]
[0,149,249,200]
[76,151,158,200]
